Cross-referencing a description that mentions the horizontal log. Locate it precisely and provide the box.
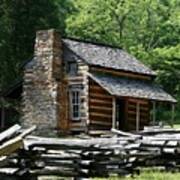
[90,66,152,80]
[111,129,141,139]
[128,99,149,105]
[89,93,112,99]
[89,108,112,116]
[89,105,112,112]
[138,129,180,135]
[128,104,149,110]
[90,120,112,126]
[0,167,20,175]
[30,166,78,176]
[89,112,112,119]
[89,99,112,105]
[89,125,111,131]
[127,118,149,123]
[89,101,112,108]
[40,153,80,160]
[89,117,112,123]
[25,136,138,150]
[89,87,109,95]
[128,110,149,117]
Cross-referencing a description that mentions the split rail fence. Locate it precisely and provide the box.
[0,125,180,179]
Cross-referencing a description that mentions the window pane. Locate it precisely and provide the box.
[68,62,77,75]
[72,92,76,104]
[77,92,80,103]
[70,90,81,120]
[73,111,79,118]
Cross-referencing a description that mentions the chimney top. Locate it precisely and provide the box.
[34,29,62,55]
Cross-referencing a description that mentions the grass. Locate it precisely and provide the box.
[173,124,180,129]
[38,170,180,180]
[93,168,180,180]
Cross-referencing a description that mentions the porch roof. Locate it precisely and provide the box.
[89,73,177,103]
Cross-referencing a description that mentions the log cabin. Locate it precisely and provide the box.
[0,29,177,134]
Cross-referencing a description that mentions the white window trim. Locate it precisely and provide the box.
[69,89,81,121]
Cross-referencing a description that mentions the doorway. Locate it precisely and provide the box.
[116,99,126,130]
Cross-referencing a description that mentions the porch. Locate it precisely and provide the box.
[88,73,176,132]
[112,97,176,132]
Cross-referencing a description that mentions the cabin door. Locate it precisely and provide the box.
[116,99,126,130]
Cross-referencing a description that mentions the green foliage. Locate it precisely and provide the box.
[151,45,180,95]
[66,0,180,120]
[0,0,74,89]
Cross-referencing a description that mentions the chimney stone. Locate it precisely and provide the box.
[21,29,62,135]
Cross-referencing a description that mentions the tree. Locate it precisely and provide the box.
[66,0,180,120]
[0,0,73,89]
[66,0,179,79]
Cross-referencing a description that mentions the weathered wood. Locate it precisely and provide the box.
[19,125,36,138]
[89,112,112,118]
[112,97,116,129]
[89,105,112,112]
[0,124,21,143]
[30,166,78,176]
[111,128,141,139]
[89,108,112,115]
[90,66,152,80]
[136,102,140,132]
[128,98,149,105]
[0,126,36,156]
[0,136,23,156]
[89,99,112,105]
[89,116,112,123]
[89,93,112,99]
[2,125,180,178]
[138,128,180,135]
[90,120,112,126]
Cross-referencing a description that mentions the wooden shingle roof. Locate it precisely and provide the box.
[89,73,176,103]
[63,39,156,76]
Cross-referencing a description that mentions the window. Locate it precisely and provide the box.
[69,90,81,120]
[67,62,77,76]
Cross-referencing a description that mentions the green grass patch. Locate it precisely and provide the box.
[93,168,180,180]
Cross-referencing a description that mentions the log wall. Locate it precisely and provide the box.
[90,66,153,80]
[62,64,152,132]
[126,98,150,131]
[88,79,113,130]
[64,62,89,132]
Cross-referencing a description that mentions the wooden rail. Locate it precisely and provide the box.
[0,125,180,179]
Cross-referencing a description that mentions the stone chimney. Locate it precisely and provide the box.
[21,29,63,135]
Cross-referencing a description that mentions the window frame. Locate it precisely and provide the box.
[69,88,81,121]
[67,61,78,76]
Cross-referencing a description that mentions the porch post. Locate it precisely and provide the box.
[136,102,140,132]
[112,97,116,129]
[171,103,175,128]
[152,101,156,125]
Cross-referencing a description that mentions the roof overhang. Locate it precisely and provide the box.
[89,73,177,104]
